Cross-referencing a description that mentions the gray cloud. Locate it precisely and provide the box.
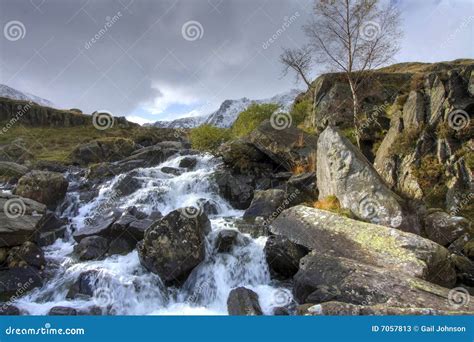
[0,0,472,123]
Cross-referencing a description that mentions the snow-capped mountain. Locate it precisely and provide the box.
[152,115,208,129]
[151,89,301,129]
[0,84,55,108]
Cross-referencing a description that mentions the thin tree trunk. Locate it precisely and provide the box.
[347,78,361,147]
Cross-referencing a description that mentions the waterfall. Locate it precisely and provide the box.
[14,153,293,315]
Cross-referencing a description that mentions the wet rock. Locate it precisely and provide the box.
[463,240,474,259]
[317,126,418,232]
[108,238,135,255]
[273,307,290,315]
[271,205,456,287]
[227,287,263,315]
[34,212,67,246]
[0,193,46,248]
[7,242,45,269]
[161,167,183,176]
[179,157,197,169]
[0,267,43,301]
[124,206,148,220]
[294,252,474,312]
[48,306,78,315]
[233,218,270,238]
[215,229,239,253]
[72,216,116,242]
[66,270,100,299]
[114,174,141,196]
[196,198,219,216]
[14,171,68,208]
[423,210,472,246]
[298,301,474,315]
[243,189,287,221]
[74,236,109,261]
[0,305,21,315]
[451,254,474,286]
[137,208,211,285]
[264,235,308,279]
[127,219,154,241]
[214,170,254,209]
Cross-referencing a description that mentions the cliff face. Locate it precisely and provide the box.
[297,59,473,219]
[0,97,136,128]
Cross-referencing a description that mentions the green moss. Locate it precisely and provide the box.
[231,103,280,138]
[189,124,231,153]
[290,99,312,127]
[340,127,358,146]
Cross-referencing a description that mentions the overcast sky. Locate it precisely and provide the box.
[0,0,473,124]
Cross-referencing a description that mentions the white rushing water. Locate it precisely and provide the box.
[14,153,293,315]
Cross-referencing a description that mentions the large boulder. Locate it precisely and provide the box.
[243,189,286,221]
[248,120,318,172]
[214,170,254,209]
[137,208,211,285]
[73,236,109,261]
[6,241,45,269]
[0,192,46,248]
[317,126,418,232]
[227,287,263,315]
[293,252,474,312]
[70,137,137,166]
[264,235,308,279]
[0,267,43,301]
[271,206,456,287]
[14,171,68,208]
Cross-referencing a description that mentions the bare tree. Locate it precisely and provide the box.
[280,46,313,89]
[305,0,402,136]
